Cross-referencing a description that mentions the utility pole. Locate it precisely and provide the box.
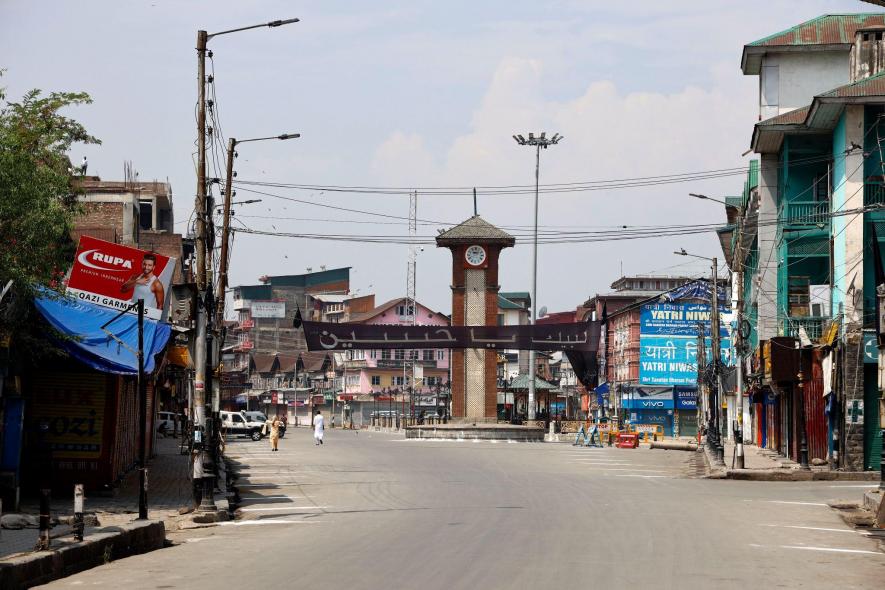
[137,299,148,520]
[193,28,213,512]
[710,257,725,464]
[734,269,745,469]
[192,17,299,513]
[696,322,707,444]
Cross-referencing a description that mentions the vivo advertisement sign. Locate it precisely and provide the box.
[639,302,732,386]
[621,386,674,410]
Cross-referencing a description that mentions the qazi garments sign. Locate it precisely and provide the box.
[67,235,175,321]
[639,302,731,386]
[251,301,286,319]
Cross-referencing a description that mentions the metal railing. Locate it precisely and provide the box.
[783,316,828,341]
[780,200,829,226]
[865,181,885,207]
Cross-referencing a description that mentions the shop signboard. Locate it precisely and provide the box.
[251,301,286,318]
[67,235,175,321]
[675,388,698,409]
[621,386,674,410]
[639,302,732,386]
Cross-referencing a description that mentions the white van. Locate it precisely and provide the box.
[220,410,264,441]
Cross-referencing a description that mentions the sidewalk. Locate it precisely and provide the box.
[0,436,192,560]
[703,439,879,481]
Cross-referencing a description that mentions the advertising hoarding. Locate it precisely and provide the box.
[67,236,175,321]
[251,301,286,318]
[639,302,731,386]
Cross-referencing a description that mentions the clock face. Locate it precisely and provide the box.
[465,245,487,266]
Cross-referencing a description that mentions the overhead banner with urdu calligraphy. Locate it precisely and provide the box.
[302,321,599,352]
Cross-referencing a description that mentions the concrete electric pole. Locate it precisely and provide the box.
[193,17,299,512]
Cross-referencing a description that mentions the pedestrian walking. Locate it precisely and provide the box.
[269,414,282,452]
[313,410,324,445]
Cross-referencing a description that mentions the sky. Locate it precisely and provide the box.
[0,0,875,316]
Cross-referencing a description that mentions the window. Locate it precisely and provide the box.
[408,350,419,360]
[370,350,377,359]
[437,350,445,360]
[382,350,391,360]
[423,350,434,361]
[761,64,779,118]
[371,375,381,386]
[138,199,153,231]
[426,376,441,386]
[232,414,244,424]
[393,376,409,386]
[395,349,404,360]
[497,313,504,326]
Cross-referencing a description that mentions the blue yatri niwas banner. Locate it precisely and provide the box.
[639,302,730,337]
[639,335,732,386]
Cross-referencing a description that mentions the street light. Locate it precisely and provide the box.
[193,16,299,514]
[688,192,730,206]
[217,133,300,323]
[513,131,563,421]
[674,248,725,464]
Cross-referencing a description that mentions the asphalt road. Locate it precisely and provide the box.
[41,429,885,590]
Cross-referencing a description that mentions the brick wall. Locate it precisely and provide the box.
[76,202,124,241]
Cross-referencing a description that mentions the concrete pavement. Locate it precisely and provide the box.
[39,428,885,589]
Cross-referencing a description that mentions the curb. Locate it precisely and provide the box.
[0,520,165,590]
[726,469,880,481]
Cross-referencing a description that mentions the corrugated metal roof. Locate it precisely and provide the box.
[236,284,272,300]
[435,215,515,244]
[497,295,524,310]
[748,14,885,47]
[266,267,350,287]
[757,106,812,126]
[818,70,885,96]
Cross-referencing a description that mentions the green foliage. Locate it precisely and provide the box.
[0,76,100,334]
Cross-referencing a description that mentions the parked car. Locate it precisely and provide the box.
[220,410,264,441]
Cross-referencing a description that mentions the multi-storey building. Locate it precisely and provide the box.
[335,297,451,423]
[719,13,885,470]
[230,268,351,370]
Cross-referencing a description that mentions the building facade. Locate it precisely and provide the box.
[719,13,885,469]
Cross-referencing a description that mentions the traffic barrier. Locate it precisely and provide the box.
[617,433,639,449]
[627,424,664,442]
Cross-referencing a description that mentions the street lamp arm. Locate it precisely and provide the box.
[674,249,715,262]
[208,17,299,40]
[689,193,730,206]
[234,133,301,146]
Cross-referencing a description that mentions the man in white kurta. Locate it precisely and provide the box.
[313,411,324,445]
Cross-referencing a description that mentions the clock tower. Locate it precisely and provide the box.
[436,215,515,419]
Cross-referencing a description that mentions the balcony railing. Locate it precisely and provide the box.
[780,200,829,227]
[865,181,885,208]
[783,316,828,341]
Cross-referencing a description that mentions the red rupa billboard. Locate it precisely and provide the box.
[67,236,176,321]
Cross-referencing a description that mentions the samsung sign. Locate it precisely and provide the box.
[675,388,698,410]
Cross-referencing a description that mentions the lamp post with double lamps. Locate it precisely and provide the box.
[513,132,563,420]
[675,248,725,464]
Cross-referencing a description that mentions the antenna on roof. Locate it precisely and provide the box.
[473,187,478,216]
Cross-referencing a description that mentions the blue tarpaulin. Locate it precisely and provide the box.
[34,292,171,375]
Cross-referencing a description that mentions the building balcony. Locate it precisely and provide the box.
[865,180,885,208]
[783,316,828,341]
[375,359,438,369]
[780,200,829,228]
[234,340,254,351]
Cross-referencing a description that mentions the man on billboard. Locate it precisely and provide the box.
[119,253,165,309]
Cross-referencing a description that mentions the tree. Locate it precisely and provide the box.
[0,78,100,339]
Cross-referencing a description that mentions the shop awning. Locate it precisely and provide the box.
[35,291,171,375]
[166,345,193,368]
